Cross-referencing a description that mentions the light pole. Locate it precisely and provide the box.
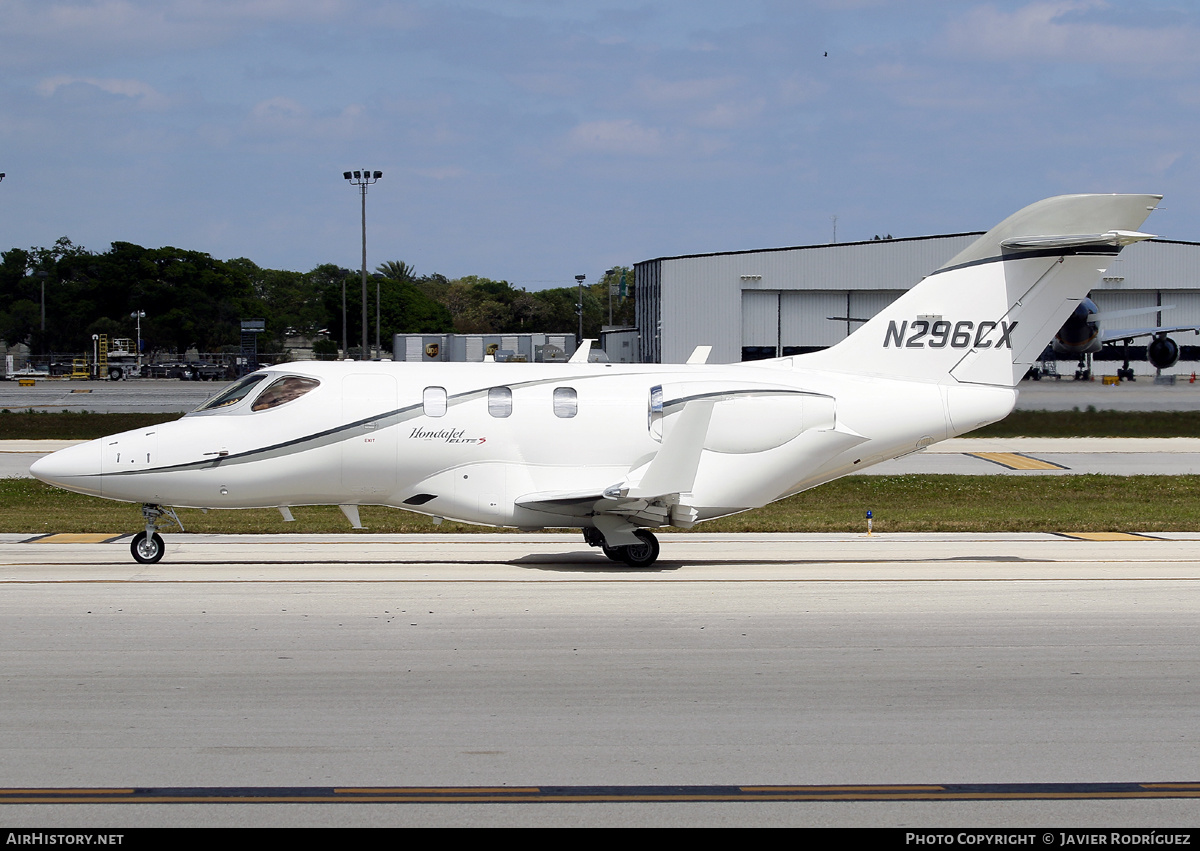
[373,272,382,359]
[130,310,145,372]
[575,274,586,345]
[605,267,617,327]
[343,170,382,359]
[36,270,48,358]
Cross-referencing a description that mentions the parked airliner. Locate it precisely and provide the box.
[1048,295,1200,380]
[31,194,1161,566]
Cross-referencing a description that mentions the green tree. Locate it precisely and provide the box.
[227,258,328,350]
[319,267,452,351]
[375,260,415,283]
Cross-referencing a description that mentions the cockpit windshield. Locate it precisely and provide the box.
[251,376,320,411]
[193,373,269,412]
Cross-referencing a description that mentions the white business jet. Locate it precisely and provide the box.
[31,194,1161,566]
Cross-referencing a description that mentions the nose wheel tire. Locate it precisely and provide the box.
[131,531,165,564]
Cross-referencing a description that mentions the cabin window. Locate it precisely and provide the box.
[552,387,578,418]
[193,372,268,412]
[423,386,448,417]
[251,376,320,412]
[488,387,512,418]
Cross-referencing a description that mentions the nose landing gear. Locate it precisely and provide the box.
[130,504,184,564]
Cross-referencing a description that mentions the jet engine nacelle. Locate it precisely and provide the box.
[1148,335,1180,369]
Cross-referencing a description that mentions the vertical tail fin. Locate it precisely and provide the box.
[800,194,1162,386]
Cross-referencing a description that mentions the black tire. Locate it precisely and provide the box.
[601,544,624,562]
[619,530,660,568]
[131,531,165,564]
[108,367,122,381]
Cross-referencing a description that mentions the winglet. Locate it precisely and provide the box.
[625,399,715,498]
[569,340,595,363]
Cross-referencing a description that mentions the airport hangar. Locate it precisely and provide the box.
[633,231,1200,373]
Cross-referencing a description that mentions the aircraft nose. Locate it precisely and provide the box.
[30,440,105,497]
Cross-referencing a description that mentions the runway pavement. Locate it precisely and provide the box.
[0,377,219,413]
[2,532,1200,827]
[5,377,1200,826]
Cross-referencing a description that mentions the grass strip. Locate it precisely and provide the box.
[971,408,1200,438]
[0,411,182,440]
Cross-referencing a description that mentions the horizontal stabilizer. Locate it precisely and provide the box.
[1000,230,1156,251]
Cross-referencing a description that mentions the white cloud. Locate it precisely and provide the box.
[35,74,170,108]
[944,1,1200,65]
[691,97,766,129]
[243,96,369,143]
[0,0,359,68]
[635,76,739,104]
[566,118,663,155]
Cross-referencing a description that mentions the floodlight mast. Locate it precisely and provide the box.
[130,310,145,371]
[575,274,586,345]
[343,169,383,359]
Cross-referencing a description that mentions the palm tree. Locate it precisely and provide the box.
[375,260,414,282]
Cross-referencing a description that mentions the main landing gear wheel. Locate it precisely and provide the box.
[618,530,660,568]
[131,530,165,564]
[583,527,662,567]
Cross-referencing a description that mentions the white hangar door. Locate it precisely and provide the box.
[741,291,779,358]
[742,290,903,358]
[780,291,845,353]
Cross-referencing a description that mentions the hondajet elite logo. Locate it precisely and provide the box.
[408,427,486,444]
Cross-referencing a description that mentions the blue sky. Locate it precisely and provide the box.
[2,1,1198,289]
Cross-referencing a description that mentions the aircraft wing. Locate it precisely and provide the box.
[514,488,696,526]
[1100,325,1200,344]
[515,396,716,529]
[515,488,610,515]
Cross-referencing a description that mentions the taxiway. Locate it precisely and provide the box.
[2,532,1199,827]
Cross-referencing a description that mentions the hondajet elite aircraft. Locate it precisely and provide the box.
[32,194,1161,566]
